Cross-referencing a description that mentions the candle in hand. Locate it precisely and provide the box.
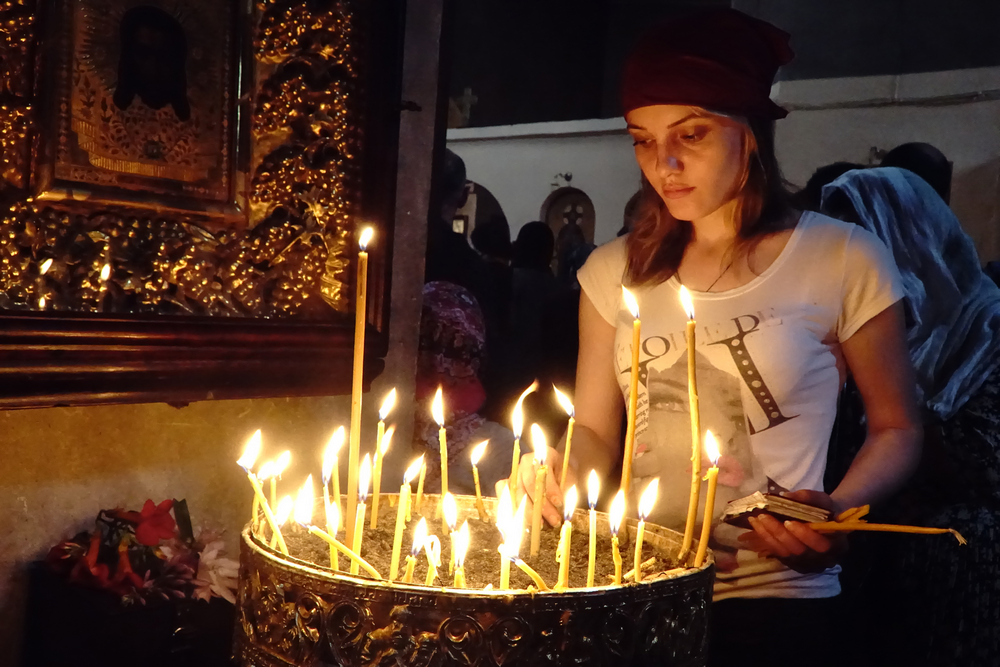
[694,430,721,568]
[553,386,576,490]
[350,453,372,575]
[371,425,394,530]
[470,440,489,521]
[323,426,345,516]
[529,423,549,557]
[634,478,659,583]
[453,520,470,588]
[443,492,457,575]
[432,387,449,528]
[347,227,374,547]
[510,380,539,483]
[390,456,423,581]
[587,470,599,587]
[556,485,578,590]
[609,489,625,585]
[678,285,702,563]
[403,518,428,584]
[620,287,641,498]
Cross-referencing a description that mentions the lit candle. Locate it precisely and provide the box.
[37,258,53,309]
[370,425,394,530]
[237,431,288,555]
[413,456,426,521]
[270,450,291,511]
[553,386,576,490]
[443,492,457,575]
[634,478,659,583]
[390,456,423,581]
[98,261,110,310]
[372,390,396,517]
[252,460,274,535]
[678,285,702,563]
[294,475,382,579]
[270,495,294,550]
[325,488,341,571]
[350,453,372,575]
[510,380,539,484]
[694,431,720,568]
[453,520,470,588]
[529,423,548,557]
[403,518,427,584]
[620,287,641,498]
[323,426,345,517]
[556,485,578,590]
[609,489,625,585]
[424,534,442,586]
[505,495,548,591]
[470,440,489,521]
[347,227,374,547]
[432,387,449,530]
[496,485,515,590]
[238,430,262,525]
[587,470,599,587]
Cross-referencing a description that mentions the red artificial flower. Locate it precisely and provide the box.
[134,499,177,546]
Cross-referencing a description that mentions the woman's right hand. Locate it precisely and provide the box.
[494,445,573,527]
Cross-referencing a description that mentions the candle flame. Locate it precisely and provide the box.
[564,485,578,522]
[587,470,600,509]
[530,423,547,464]
[237,430,262,471]
[443,492,457,531]
[322,427,345,484]
[511,496,527,557]
[380,426,395,456]
[359,453,372,502]
[638,478,659,521]
[424,534,442,568]
[39,258,53,275]
[294,475,314,526]
[255,460,275,481]
[100,263,111,282]
[379,388,397,420]
[431,386,445,426]
[552,385,575,417]
[679,285,695,320]
[469,440,488,466]
[455,520,470,568]
[404,456,423,484]
[327,494,340,536]
[609,490,626,536]
[359,227,374,251]
[411,518,428,556]
[511,380,539,438]
[705,430,720,466]
[275,495,294,527]
[273,450,291,477]
[38,296,46,309]
[622,286,640,319]
[496,484,513,536]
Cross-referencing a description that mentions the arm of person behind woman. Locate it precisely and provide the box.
[745,302,923,566]
[508,291,625,526]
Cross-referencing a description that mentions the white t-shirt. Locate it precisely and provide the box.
[577,212,903,600]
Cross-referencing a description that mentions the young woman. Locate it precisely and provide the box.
[508,9,922,664]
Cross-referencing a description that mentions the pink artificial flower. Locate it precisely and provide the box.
[135,499,177,546]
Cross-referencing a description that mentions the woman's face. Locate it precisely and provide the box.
[625,105,747,222]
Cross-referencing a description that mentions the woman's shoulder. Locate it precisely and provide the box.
[793,210,890,260]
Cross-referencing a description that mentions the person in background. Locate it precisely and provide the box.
[822,167,1000,665]
[414,281,515,496]
[879,141,952,205]
[508,9,921,666]
[792,161,865,212]
[470,215,513,266]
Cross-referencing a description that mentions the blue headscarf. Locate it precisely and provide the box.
[821,167,1000,421]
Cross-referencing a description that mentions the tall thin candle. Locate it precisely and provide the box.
[390,457,423,581]
[403,518,427,584]
[453,520,470,588]
[496,485,515,590]
[529,424,548,557]
[556,485,578,590]
[609,490,625,585]
[470,440,489,521]
[634,479,659,583]
[587,470,599,587]
[238,430,262,528]
[371,425,394,529]
[694,431,720,568]
[323,427,345,516]
[443,492,457,575]
[678,286,702,563]
[270,496,293,550]
[424,535,441,586]
[237,431,287,555]
[620,287,641,498]
[270,450,291,512]
[350,453,372,575]
[325,488,341,571]
[413,457,426,521]
[510,380,539,484]
[294,478,381,579]
[347,227,374,546]
[553,386,576,490]
[431,387,449,530]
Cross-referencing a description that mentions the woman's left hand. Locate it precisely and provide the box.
[737,489,848,573]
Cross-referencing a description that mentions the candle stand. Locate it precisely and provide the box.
[234,495,713,666]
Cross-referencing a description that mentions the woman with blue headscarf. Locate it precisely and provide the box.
[822,166,1000,664]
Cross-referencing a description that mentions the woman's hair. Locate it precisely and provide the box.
[624,115,795,286]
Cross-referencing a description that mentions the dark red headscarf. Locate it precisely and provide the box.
[621,8,794,119]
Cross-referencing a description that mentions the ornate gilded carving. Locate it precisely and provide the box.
[0,0,366,318]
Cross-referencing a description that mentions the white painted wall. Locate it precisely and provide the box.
[448,67,1000,262]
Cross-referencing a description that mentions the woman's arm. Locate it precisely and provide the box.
[746,302,922,566]
[507,291,625,526]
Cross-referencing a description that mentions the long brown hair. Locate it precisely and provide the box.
[624,115,794,286]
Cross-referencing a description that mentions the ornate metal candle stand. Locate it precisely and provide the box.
[234,495,714,666]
